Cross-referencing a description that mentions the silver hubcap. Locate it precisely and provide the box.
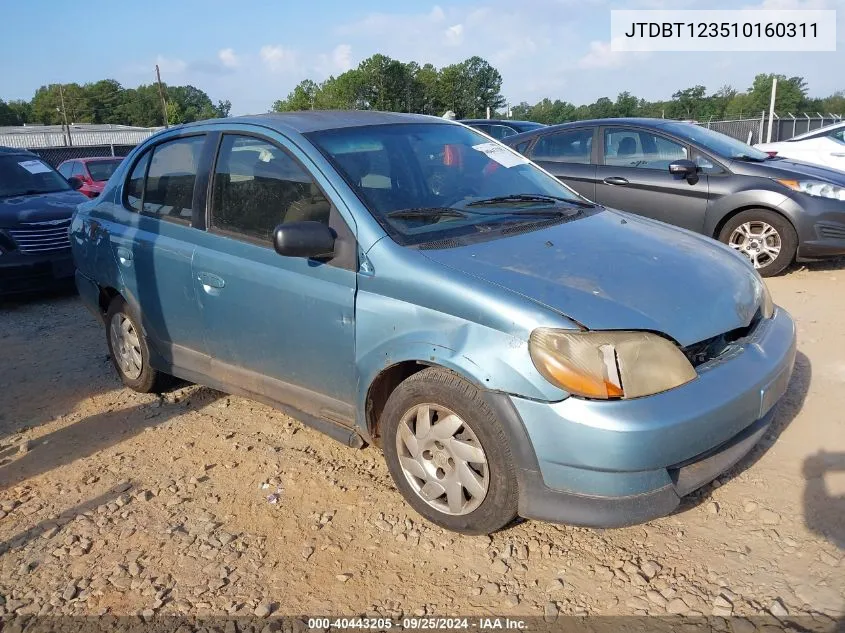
[396,404,489,516]
[110,313,143,380]
[728,221,781,269]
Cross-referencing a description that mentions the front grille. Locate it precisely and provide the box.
[817,223,845,240]
[682,309,763,367]
[8,219,71,253]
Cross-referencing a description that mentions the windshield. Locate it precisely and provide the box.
[0,155,71,198]
[307,123,586,244]
[659,121,770,160]
[86,158,122,182]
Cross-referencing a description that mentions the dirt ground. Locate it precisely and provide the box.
[0,262,843,627]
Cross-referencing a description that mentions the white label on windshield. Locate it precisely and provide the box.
[472,142,529,168]
[18,159,52,174]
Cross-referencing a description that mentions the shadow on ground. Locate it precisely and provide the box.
[804,451,845,551]
[0,485,129,554]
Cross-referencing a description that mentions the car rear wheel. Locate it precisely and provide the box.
[718,209,797,277]
[105,296,167,393]
[380,367,518,535]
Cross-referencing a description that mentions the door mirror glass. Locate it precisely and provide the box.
[273,221,336,259]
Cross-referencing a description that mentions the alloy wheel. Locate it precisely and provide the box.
[728,221,782,269]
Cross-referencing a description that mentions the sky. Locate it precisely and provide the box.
[2,0,843,116]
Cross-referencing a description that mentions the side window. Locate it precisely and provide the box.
[488,125,517,140]
[693,152,723,175]
[71,162,86,178]
[472,124,490,135]
[603,128,687,169]
[125,151,150,212]
[142,136,205,222]
[514,140,531,155]
[57,162,73,178]
[211,134,331,243]
[529,129,593,164]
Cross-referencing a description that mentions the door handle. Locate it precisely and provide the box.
[197,272,226,294]
[115,247,133,266]
[603,176,629,186]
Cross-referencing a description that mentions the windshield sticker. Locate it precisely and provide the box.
[18,160,52,174]
[472,142,529,168]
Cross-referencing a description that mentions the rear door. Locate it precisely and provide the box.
[526,127,598,200]
[107,134,208,371]
[190,129,358,422]
[594,125,709,232]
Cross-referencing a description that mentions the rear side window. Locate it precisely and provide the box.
[530,129,593,164]
[141,136,205,222]
[71,162,86,178]
[211,134,331,243]
[57,162,74,178]
[125,151,150,212]
[487,125,517,140]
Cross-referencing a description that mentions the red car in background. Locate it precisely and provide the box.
[57,157,123,198]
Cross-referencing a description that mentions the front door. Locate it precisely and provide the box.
[191,131,358,423]
[593,126,709,232]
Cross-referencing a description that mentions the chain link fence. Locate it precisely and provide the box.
[26,144,138,168]
[700,113,843,145]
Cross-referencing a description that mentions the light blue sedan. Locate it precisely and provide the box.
[70,111,796,534]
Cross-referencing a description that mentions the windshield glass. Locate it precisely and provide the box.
[86,158,122,181]
[0,155,71,198]
[307,123,585,244]
[659,121,770,160]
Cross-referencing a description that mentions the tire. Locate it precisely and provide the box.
[718,209,797,277]
[380,367,518,535]
[105,296,167,393]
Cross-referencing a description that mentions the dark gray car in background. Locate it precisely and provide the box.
[460,119,545,141]
[505,118,845,276]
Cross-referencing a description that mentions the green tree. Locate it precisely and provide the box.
[615,91,639,117]
[747,74,808,114]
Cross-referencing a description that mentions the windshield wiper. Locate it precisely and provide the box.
[467,193,594,207]
[386,207,468,220]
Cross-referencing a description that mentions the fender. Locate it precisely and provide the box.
[703,189,792,238]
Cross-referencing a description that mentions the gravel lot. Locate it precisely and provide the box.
[0,263,842,627]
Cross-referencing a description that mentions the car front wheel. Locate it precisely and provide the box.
[718,209,797,277]
[380,367,518,535]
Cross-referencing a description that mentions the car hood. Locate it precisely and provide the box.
[733,155,845,183]
[420,210,763,347]
[0,189,87,226]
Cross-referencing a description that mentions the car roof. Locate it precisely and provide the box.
[172,111,449,135]
[504,117,692,145]
[460,119,539,125]
[77,156,123,163]
[0,145,37,157]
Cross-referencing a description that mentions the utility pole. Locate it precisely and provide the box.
[58,84,72,147]
[155,65,169,128]
[766,77,778,143]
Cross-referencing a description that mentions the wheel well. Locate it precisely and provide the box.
[712,205,795,240]
[98,286,120,314]
[366,361,428,447]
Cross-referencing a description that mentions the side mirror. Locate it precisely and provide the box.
[668,159,698,177]
[273,221,335,259]
[67,176,84,190]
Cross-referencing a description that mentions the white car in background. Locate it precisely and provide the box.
[755,121,845,172]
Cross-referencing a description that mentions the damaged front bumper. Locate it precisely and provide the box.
[509,306,797,527]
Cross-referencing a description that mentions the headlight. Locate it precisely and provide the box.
[529,329,697,399]
[776,179,845,201]
[758,278,774,319]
